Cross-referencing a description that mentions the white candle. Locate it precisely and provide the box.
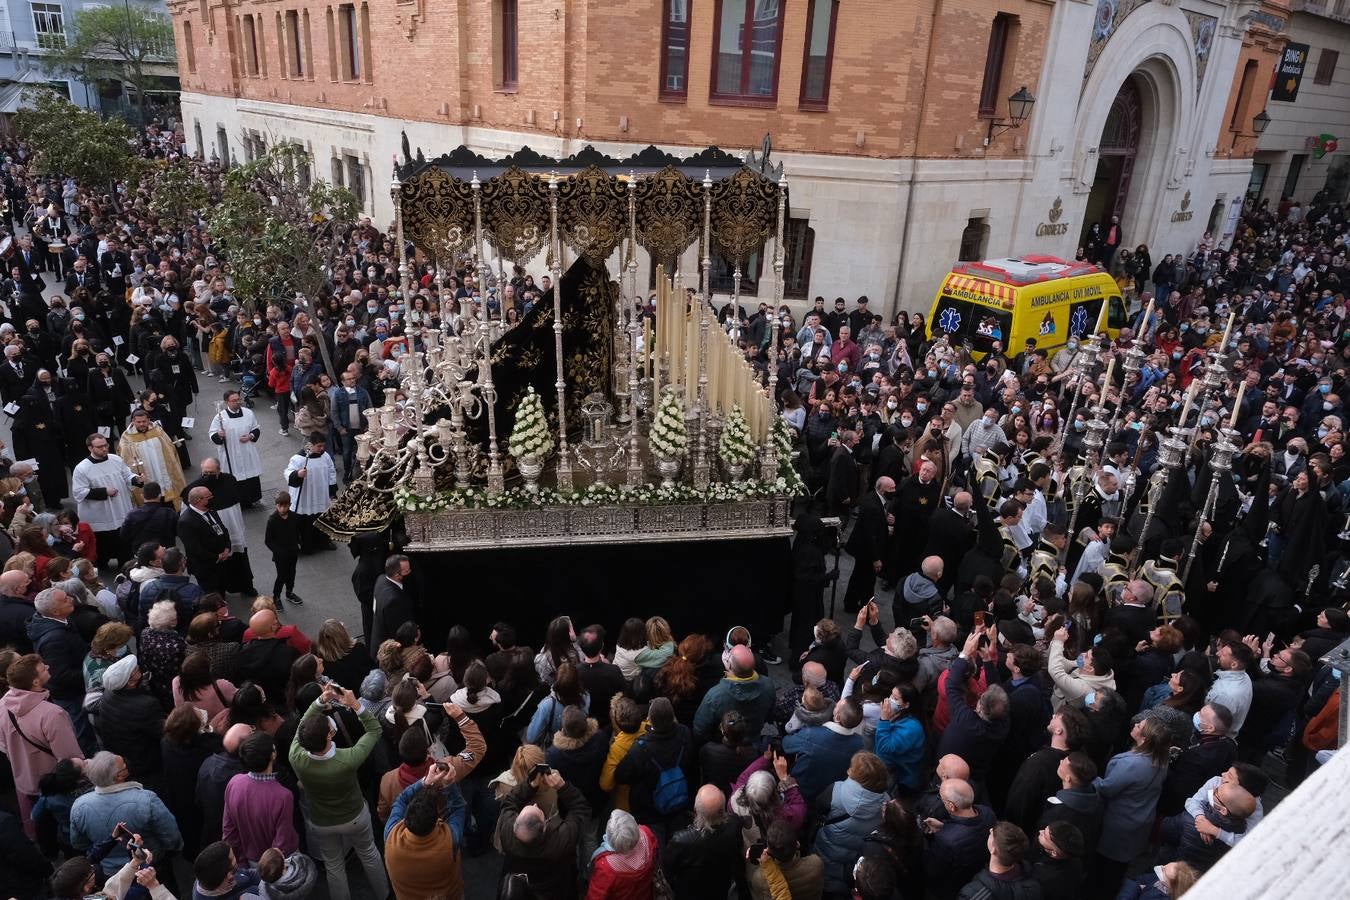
[1229,379,1246,430]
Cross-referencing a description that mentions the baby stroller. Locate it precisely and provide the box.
[230,333,266,407]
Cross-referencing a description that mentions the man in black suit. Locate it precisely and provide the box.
[843,476,893,613]
[824,430,860,518]
[13,235,45,294]
[924,491,976,597]
[369,553,413,647]
[178,485,233,595]
[64,255,99,296]
[0,343,35,405]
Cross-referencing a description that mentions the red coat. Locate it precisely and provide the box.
[586,825,659,900]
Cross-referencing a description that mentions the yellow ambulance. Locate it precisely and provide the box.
[926,255,1127,357]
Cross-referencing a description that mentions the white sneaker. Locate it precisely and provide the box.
[278,428,290,436]
[218,375,229,383]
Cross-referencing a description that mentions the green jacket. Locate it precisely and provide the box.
[288,698,381,826]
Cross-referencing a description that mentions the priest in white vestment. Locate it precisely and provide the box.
[117,408,187,509]
[210,389,263,507]
[72,432,143,569]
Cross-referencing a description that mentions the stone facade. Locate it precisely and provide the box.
[171,0,1266,316]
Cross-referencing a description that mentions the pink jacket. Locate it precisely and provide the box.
[0,686,83,794]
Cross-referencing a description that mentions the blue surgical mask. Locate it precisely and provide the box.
[1192,711,1204,732]
[1131,420,1145,431]
[838,363,848,374]
[1074,420,1086,432]
[916,403,928,413]
[1320,383,1331,395]
[1076,653,1088,669]
[1083,691,1096,709]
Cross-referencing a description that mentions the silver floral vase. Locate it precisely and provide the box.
[517,453,544,492]
[724,460,746,483]
[656,455,682,488]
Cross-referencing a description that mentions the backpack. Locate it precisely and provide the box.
[643,740,688,816]
[114,575,139,623]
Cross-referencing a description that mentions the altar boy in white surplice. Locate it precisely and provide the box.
[210,389,263,507]
[72,432,143,569]
[284,431,338,553]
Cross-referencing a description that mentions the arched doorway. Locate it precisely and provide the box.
[1082,78,1142,248]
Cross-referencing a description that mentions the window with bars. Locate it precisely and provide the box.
[660,0,689,99]
[711,0,784,102]
[31,2,66,50]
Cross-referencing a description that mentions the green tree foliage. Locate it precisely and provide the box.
[207,142,360,313]
[149,159,210,231]
[13,90,143,187]
[45,3,176,118]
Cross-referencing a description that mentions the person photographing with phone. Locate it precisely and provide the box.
[497,759,591,896]
[288,681,389,900]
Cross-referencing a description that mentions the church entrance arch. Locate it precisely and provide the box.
[1082,77,1142,248]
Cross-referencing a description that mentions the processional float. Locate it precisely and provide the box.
[319,141,804,550]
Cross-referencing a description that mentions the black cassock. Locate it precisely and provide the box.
[888,473,941,579]
[13,384,67,503]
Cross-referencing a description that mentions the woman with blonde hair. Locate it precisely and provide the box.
[635,616,675,672]
[313,618,373,691]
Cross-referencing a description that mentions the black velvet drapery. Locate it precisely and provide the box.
[410,536,793,652]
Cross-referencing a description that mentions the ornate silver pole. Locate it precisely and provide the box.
[471,172,490,324]
[1132,426,1189,576]
[699,170,712,306]
[477,326,504,493]
[1182,428,1240,582]
[694,301,711,489]
[626,299,643,487]
[1067,397,1110,541]
[616,176,637,426]
[549,173,573,491]
[391,168,410,298]
[761,170,787,482]
[1054,338,1100,456]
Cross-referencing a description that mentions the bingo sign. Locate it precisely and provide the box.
[1272,42,1309,103]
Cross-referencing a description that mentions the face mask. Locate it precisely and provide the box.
[900,416,913,427]
[1192,711,1204,733]
[1320,427,1330,439]
[367,306,378,314]
[1321,383,1332,395]
[1074,420,1086,431]
[1012,405,1021,414]
[73,312,85,321]
[1195,327,1208,336]
[1131,420,1145,431]
[1043,418,1054,428]
[1180,323,1190,332]
[886,400,898,410]
[1172,350,1184,360]
[927,369,937,379]
[916,403,928,413]
[1068,341,1079,351]
[1076,653,1088,670]
[1083,691,1096,709]
[1325,401,1334,412]
[345,318,356,327]
[838,363,848,374]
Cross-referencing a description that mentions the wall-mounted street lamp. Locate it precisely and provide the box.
[986,86,1037,147]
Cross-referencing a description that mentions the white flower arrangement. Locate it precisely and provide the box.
[773,415,807,495]
[718,405,757,467]
[507,387,555,461]
[393,474,801,512]
[649,387,689,459]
